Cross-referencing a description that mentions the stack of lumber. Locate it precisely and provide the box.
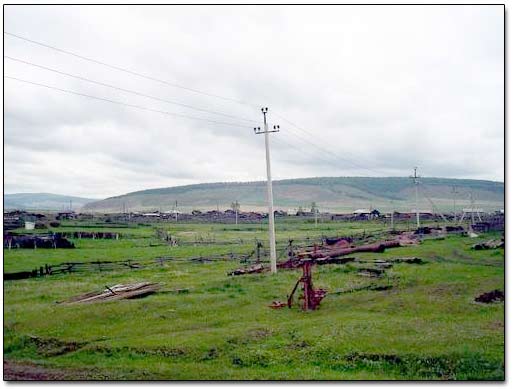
[63,282,160,304]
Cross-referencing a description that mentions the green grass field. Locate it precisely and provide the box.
[3,219,504,380]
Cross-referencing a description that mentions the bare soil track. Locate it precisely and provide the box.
[3,360,101,381]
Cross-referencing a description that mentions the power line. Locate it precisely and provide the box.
[273,112,386,176]
[272,135,364,174]
[5,31,397,177]
[418,182,448,222]
[268,127,389,180]
[5,31,257,108]
[274,122,384,175]
[5,55,259,124]
[5,76,248,127]
[284,126,384,176]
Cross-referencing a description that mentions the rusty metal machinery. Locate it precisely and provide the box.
[270,259,327,311]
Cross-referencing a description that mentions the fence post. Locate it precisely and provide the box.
[256,240,262,264]
[288,239,294,260]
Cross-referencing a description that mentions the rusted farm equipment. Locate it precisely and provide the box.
[289,260,327,310]
[303,240,401,261]
[280,259,327,311]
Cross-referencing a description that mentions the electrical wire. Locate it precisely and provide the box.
[5,31,257,107]
[4,31,402,177]
[418,182,449,221]
[5,55,259,124]
[5,76,248,127]
[273,111,387,176]
[271,135,374,176]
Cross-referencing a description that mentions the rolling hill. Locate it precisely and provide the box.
[82,177,504,213]
[4,193,99,211]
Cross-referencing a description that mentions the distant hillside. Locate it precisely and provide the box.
[4,193,99,211]
[82,177,504,213]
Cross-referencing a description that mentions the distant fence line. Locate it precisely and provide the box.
[4,252,254,281]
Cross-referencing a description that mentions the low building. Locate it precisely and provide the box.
[56,211,77,220]
[352,209,381,220]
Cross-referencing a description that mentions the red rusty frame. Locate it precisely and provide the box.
[287,259,327,310]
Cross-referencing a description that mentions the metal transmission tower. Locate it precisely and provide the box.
[254,107,279,274]
[460,191,482,225]
[470,192,476,225]
[410,167,421,228]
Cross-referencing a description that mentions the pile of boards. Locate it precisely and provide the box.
[63,282,160,304]
[472,239,505,250]
[227,263,265,276]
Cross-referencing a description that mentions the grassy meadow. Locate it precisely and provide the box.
[3,218,504,380]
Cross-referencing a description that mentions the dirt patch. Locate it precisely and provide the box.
[391,257,425,264]
[357,268,384,278]
[28,335,86,357]
[247,327,273,340]
[3,360,103,380]
[88,345,187,358]
[475,290,504,304]
[287,340,311,350]
[346,352,402,364]
[488,320,504,330]
[200,347,219,361]
[227,327,273,346]
[333,283,393,294]
[340,352,504,380]
[429,283,467,298]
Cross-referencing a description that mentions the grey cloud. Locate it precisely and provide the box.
[4,5,504,198]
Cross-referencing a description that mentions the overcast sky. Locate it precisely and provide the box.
[4,5,504,198]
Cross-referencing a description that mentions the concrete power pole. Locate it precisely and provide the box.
[232,200,240,225]
[254,107,279,274]
[451,185,458,220]
[410,167,421,229]
[311,202,318,227]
